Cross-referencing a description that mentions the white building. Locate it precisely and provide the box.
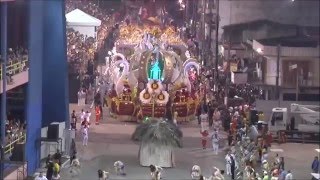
[253,39,319,101]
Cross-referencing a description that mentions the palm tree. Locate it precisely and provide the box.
[132,118,183,167]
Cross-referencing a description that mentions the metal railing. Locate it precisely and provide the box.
[0,56,28,80]
[4,133,26,155]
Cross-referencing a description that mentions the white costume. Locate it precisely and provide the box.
[114,161,125,175]
[285,172,293,180]
[200,113,209,131]
[211,132,220,155]
[70,158,81,177]
[151,165,163,180]
[77,91,81,106]
[85,112,91,123]
[80,111,86,122]
[34,175,48,180]
[225,154,231,175]
[99,170,110,180]
[82,127,88,146]
[191,165,201,179]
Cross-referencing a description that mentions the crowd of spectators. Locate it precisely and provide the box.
[5,112,26,148]
[65,0,117,89]
[0,47,28,83]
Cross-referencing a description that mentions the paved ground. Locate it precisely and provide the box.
[61,104,320,180]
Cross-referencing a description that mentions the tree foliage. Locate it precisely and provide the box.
[132,118,183,148]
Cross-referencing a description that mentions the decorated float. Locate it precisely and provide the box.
[106,24,201,122]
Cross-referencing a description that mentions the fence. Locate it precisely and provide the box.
[4,133,26,155]
[0,56,28,80]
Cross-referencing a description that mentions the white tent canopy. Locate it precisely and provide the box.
[66,9,101,27]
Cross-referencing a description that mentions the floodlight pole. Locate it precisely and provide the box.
[0,2,8,180]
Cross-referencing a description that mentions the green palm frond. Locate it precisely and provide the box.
[131,118,183,148]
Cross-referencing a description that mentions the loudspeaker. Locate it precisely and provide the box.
[47,124,59,140]
[10,143,25,161]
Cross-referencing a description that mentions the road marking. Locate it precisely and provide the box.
[315,149,320,153]
[270,148,284,152]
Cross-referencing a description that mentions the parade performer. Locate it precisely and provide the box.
[191,165,201,180]
[82,125,88,146]
[69,155,81,177]
[211,130,220,155]
[98,169,110,180]
[173,111,178,125]
[200,111,209,132]
[200,130,209,149]
[95,106,101,125]
[225,151,232,176]
[150,165,163,180]
[114,161,126,176]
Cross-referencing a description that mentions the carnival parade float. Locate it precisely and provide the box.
[105,24,201,122]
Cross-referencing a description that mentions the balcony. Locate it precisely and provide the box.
[0,59,29,94]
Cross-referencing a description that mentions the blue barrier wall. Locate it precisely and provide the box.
[27,0,68,175]
[26,0,44,174]
[42,0,69,127]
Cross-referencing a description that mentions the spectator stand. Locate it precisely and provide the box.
[4,133,26,155]
[0,54,28,81]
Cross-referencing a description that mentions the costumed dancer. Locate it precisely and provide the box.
[211,130,220,155]
[200,130,209,149]
[150,165,163,180]
[114,161,126,176]
[82,125,88,146]
[95,105,101,125]
[173,111,178,125]
[98,169,110,180]
[85,110,91,124]
[69,155,81,177]
[191,165,201,180]
[225,151,232,176]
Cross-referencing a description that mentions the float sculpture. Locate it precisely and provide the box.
[106,24,201,122]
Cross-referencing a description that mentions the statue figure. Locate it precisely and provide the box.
[148,52,163,80]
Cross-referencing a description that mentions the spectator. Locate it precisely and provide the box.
[312,156,319,173]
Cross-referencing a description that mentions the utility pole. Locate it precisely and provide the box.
[225,37,231,106]
[0,2,8,180]
[214,0,219,91]
[276,44,281,106]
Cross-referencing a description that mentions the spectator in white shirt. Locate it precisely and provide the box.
[285,170,293,180]
[34,172,48,180]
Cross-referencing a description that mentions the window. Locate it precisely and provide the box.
[271,112,283,126]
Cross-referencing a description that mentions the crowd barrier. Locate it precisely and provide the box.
[0,56,28,80]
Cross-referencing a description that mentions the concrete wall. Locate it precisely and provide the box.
[220,0,320,37]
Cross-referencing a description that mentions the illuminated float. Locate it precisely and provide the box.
[106,24,201,122]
